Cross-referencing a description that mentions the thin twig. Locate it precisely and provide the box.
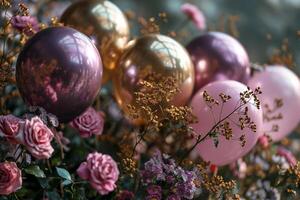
[179,99,250,164]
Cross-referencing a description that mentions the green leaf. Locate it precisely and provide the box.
[56,167,72,181]
[38,178,49,189]
[62,179,72,186]
[47,191,61,200]
[73,188,86,200]
[24,165,46,178]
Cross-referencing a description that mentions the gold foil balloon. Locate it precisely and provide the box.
[113,34,195,121]
[60,0,130,83]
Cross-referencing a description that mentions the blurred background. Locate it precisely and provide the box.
[16,0,300,75]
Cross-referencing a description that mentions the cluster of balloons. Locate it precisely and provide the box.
[188,39,300,165]
[15,0,300,166]
[187,34,300,165]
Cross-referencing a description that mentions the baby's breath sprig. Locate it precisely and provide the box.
[17,3,29,16]
[138,11,169,35]
[196,162,239,199]
[118,137,138,178]
[50,17,64,27]
[0,0,11,8]
[128,73,197,157]
[138,17,160,35]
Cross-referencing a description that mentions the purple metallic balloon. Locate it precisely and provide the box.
[186,32,250,93]
[16,27,103,122]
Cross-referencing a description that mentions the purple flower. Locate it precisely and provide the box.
[142,152,165,182]
[116,190,134,200]
[181,3,206,31]
[167,194,181,200]
[166,175,175,184]
[145,194,161,200]
[10,15,39,36]
[147,185,162,196]
[141,150,199,199]
[174,169,197,199]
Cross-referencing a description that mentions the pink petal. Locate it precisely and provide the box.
[77,162,90,180]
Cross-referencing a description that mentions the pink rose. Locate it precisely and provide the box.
[77,152,119,195]
[0,162,22,195]
[181,3,206,31]
[22,117,54,159]
[0,115,23,144]
[277,147,297,167]
[70,107,104,138]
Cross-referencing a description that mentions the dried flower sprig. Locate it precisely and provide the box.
[269,38,295,68]
[138,17,160,35]
[195,162,239,199]
[128,74,196,157]
[0,2,40,91]
[181,87,261,163]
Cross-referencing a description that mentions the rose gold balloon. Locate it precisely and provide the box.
[113,34,195,121]
[60,0,130,83]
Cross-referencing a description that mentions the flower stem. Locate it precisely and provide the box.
[179,99,248,164]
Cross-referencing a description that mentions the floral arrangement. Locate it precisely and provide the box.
[0,1,300,200]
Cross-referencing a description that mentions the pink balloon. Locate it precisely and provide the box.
[190,80,263,166]
[248,66,300,142]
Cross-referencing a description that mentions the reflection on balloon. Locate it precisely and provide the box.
[61,0,130,83]
[16,27,103,123]
[113,34,195,122]
[186,32,250,93]
[190,80,263,166]
[248,66,300,142]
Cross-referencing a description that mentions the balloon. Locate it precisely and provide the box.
[113,34,195,122]
[248,66,300,142]
[186,32,250,93]
[16,27,103,123]
[190,80,263,166]
[61,0,130,83]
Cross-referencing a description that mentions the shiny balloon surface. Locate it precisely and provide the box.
[248,66,300,141]
[16,27,103,122]
[191,80,263,166]
[61,0,130,75]
[186,32,250,93]
[113,34,195,120]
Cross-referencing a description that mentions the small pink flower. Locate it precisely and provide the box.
[0,115,23,144]
[77,152,119,195]
[10,15,39,36]
[258,135,269,149]
[0,162,22,195]
[181,3,206,31]
[22,117,54,159]
[70,107,104,138]
[277,147,297,167]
